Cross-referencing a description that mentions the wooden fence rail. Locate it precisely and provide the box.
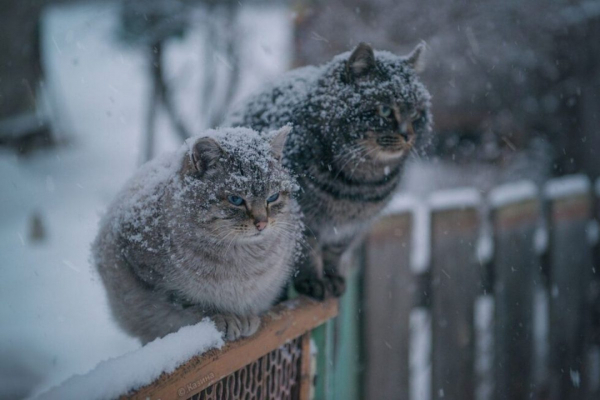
[126,297,338,400]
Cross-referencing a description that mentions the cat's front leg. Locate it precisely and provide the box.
[212,314,261,341]
[293,234,328,300]
[321,242,348,297]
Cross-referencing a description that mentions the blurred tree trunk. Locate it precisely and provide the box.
[0,0,84,152]
[0,0,44,120]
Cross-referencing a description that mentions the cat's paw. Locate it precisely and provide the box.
[212,314,260,341]
[324,274,346,297]
[294,277,326,300]
[239,315,261,338]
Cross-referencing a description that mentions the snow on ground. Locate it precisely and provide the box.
[0,3,292,399]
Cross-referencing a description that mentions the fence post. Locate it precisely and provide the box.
[332,246,364,400]
[363,206,414,400]
[429,189,482,400]
[590,178,600,398]
[489,181,540,400]
[545,175,594,400]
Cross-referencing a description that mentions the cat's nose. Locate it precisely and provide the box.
[254,218,268,231]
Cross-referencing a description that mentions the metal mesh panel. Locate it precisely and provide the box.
[187,336,304,400]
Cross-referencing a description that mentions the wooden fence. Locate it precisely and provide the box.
[126,297,338,400]
[102,174,600,400]
[362,175,600,400]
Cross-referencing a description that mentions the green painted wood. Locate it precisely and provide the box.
[313,317,335,400]
[332,251,363,400]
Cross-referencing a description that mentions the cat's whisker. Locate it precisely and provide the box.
[331,143,364,164]
[348,146,380,180]
[224,233,237,257]
[332,143,364,164]
[409,146,423,161]
[216,231,235,246]
[333,144,369,179]
[271,221,300,234]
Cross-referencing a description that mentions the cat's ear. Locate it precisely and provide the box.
[405,41,427,73]
[346,42,375,81]
[270,125,291,161]
[184,137,224,176]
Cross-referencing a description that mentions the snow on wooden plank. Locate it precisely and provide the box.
[544,174,591,200]
[489,180,538,208]
[383,194,417,215]
[428,187,482,211]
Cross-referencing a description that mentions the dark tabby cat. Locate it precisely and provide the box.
[225,43,432,299]
[93,127,302,343]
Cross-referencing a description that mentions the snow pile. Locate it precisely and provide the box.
[34,320,223,400]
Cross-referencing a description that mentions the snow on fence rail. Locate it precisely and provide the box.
[37,297,337,400]
[363,175,600,400]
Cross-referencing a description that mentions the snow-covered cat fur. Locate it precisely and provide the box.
[92,127,302,344]
[226,43,432,299]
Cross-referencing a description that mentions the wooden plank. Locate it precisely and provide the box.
[299,333,312,400]
[363,213,413,400]
[430,207,480,400]
[492,199,540,400]
[125,296,338,400]
[548,192,594,400]
[313,318,335,400]
[590,179,600,398]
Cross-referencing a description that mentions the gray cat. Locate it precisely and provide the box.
[92,126,301,343]
[225,43,432,299]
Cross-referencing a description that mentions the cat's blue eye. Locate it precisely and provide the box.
[378,105,392,118]
[227,195,244,206]
[266,192,280,203]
